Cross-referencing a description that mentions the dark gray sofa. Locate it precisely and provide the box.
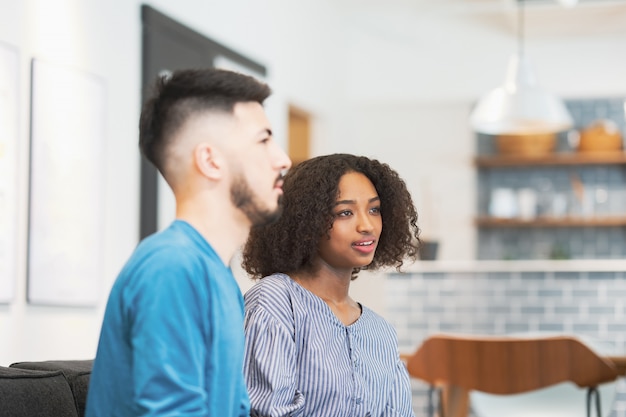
[0,360,93,417]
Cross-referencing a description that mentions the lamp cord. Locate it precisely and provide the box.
[518,0,525,57]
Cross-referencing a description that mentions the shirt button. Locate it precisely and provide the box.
[355,398,362,405]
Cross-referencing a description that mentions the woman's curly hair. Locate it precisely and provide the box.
[242,153,421,280]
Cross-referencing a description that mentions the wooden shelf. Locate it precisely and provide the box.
[475,216,626,228]
[475,152,626,168]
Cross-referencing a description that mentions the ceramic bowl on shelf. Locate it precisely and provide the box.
[496,133,557,157]
[577,119,623,153]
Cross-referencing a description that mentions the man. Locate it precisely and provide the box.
[85,68,291,416]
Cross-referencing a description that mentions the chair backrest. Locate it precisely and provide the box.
[405,334,619,395]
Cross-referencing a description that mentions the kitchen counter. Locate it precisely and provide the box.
[399,259,626,273]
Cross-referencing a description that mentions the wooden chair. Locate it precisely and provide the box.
[404,334,620,417]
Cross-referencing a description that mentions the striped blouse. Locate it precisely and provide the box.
[243,273,415,417]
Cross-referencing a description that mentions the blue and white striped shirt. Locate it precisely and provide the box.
[244,273,415,417]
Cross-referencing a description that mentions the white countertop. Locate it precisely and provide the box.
[395,259,626,273]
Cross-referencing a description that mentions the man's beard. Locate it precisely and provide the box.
[230,174,283,227]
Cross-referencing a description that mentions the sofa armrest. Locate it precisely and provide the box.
[10,360,93,417]
[0,366,79,417]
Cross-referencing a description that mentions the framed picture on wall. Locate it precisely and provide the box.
[27,59,106,307]
[0,42,19,304]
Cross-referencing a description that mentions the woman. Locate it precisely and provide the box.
[242,153,420,417]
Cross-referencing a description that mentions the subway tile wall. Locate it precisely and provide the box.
[388,270,626,417]
[476,97,626,260]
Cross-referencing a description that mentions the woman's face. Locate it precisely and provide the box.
[317,171,383,270]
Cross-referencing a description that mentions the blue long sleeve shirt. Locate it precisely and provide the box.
[86,220,249,417]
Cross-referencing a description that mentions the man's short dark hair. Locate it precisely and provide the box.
[139,68,271,174]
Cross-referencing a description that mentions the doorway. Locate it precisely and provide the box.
[288,105,312,166]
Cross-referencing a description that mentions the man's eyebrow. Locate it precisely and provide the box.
[256,128,272,138]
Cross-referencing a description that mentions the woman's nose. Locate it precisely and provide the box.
[357,214,374,233]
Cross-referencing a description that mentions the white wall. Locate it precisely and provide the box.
[332,101,477,260]
[1,0,626,365]
[0,0,345,366]
[340,1,626,102]
[0,0,143,366]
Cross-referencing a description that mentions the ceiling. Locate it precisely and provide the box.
[337,0,626,36]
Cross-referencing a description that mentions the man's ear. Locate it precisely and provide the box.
[194,142,222,180]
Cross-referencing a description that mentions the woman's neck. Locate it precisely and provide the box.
[291,266,361,326]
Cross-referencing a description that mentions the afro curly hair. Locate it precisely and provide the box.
[242,153,420,280]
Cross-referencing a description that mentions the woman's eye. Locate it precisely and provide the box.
[370,206,381,214]
[336,210,352,217]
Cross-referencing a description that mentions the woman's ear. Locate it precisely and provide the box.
[194,142,222,180]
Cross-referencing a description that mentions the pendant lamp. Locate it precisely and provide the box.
[469,0,573,135]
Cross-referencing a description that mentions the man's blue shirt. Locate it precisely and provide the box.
[86,220,249,416]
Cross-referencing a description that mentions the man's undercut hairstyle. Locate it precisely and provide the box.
[139,68,271,174]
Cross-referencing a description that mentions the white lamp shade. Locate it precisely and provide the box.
[470,54,573,135]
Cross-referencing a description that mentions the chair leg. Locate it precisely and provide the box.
[586,386,602,417]
[440,385,470,417]
[427,385,436,417]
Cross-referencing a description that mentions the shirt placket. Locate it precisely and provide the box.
[346,327,367,415]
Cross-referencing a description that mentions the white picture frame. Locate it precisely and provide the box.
[27,59,106,306]
[0,42,19,304]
